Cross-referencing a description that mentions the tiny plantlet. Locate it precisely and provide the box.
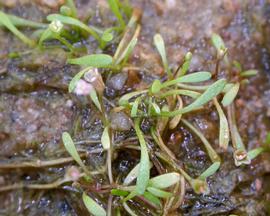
[1,4,267,215]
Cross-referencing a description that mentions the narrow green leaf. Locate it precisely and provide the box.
[68,67,90,93]
[150,79,162,94]
[131,97,140,117]
[247,147,264,160]
[0,11,35,47]
[211,33,226,51]
[62,132,90,175]
[116,37,138,64]
[150,102,161,115]
[163,71,212,88]
[101,126,110,150]
[47,14,100,40]
[240,69,258,77]
[143,191,161,207]
[148,172,180,189]
[107,0,126,28]
[119,90,148,106]
[134,118,150,195]
[82,193,106,216]
[39,28,53,46]
[199,162,220,180]
[177,52,192,77]
[164,79,226,116]
[213,98,230,150]
[90,89,102,112]
[160,89,201,99]
[111,189,129,196]
[66,0,78,18]
[124,163,140,185]
[221,82,239,107]
[0,14,47,28]
[67,54,113,68]
[120,38,138,65]
[154,34,170,76]
[146,187,172,198]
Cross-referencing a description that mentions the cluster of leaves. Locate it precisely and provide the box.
[57,30,267,216]
[0,0,132,53]
[2,1,268,215]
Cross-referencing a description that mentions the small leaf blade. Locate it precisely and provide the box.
[154,34,170,76]
[67,54,113,68]
[221,82,240,107]
[134,118,150,195]
[62,132,90,175]
[146,187,172,198]
[101,126,110,150]
[82,193,106,216]
[199,162,220,180]
[148,172,180,189]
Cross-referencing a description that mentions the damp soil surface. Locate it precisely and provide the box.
[0,0,270,215]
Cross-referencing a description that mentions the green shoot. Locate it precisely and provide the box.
[47,14,100,41]
[149,102,161,115]
[62,132,91,176]
[162,71,212,87]
[39,28,53,46]
[148,172,180,189]
[111,189,129,196]
[199,162,221,180]
[160,89,201,99]
[146,187,172,198]
[176,52,192,77]
[65,0,78,18]
[213,98,230,150]
[150,79,162,94]
[119,90,148,106]
[211,33,226,52]
[90,88,102,112]
[134,118,150,195]
[123,163,140,185]
[240,69,258,78]
[67,54,113,67]
[82,193,106,216]
[181,119,220,163]
[154,34,171,77]
[131,97,140,117]
[162,79,226,116]
[115,37,138,65]
[247,147,264,160]
[69,67,91,92]
[107,0,126,28]
[221,82,240,107]
[0,11,35,47]
[101,126,110,150]
[0,14,47,28]
[142,191,161,207]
